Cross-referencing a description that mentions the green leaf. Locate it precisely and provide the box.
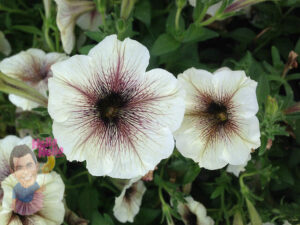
[92,212,114,225]
[12,25,42,35]
[134,0,151,26]
[79,44,95,55]
[79,186,99,220]
[183,24,219,43]
[246,198,262,225]
[257,73,270,106]
[271,46,282,67]
[151,33,181,56]
[85,31,106,42]
[225,27,256,44]
[182,163,201,184]
[210,186,223,199]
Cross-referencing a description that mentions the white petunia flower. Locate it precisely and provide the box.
[174,67,260,170]
[113,178,146,223]
[226,155,251,177]
[177,196,214,225]
[54,0,97,54]
[0,172,65,225]
[0,31,11,56]
[48,34,185,178]
[0,48,68,110]
[0,135,33,202]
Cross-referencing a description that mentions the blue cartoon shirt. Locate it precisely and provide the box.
[12,182,40,203]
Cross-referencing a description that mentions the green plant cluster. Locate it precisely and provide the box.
[0,0,300,224]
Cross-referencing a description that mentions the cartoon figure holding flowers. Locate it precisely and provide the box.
[9,144,45,216]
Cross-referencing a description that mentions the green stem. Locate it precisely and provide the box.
[0,71,48,107]
[44,21,55,52]
[175,6,183,31]
[221,190,230,225]
[195,4,209,25]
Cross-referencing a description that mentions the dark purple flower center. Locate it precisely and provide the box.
[206,101,228,124]
[96,92,128,125]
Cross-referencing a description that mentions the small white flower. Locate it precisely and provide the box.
[0,135,33,201]
[0,31,11,56]
[226,155,251,177]
[177,196,214,225]
[283,221,292,225]
[0,48,68,110]
[48,34,185,178]
[174,67,260,170]
[0,172,65,225]
[113,178,146,223]
[54,0,97,54]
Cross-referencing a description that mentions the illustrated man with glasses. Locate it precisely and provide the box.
[9,145,45,215]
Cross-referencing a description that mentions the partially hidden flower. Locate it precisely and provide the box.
[48,34,185,178]
[76,9,102,31]
[113,178,146,223]
[177,196,214,225]
[0,48,68,110]
[188,0,228,16]
[0,172,65,225]
[0,135,33,202]
[54,0,101,54]
[174,67,260,170]
[188,0,253,17]
[226,155,251,177]
[0,31,11,56]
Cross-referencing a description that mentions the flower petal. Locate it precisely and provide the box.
[144,68,185,132]
[76,10,102,31]
[88,35,150,78]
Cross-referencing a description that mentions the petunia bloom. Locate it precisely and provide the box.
[0,135,33,202]
[48,34,185,178]
[174,67,260,170]
[113,178,146,223]
[0,172,65,225]
[0,48,67,110]
[54,0,100,54]
[177,196,214,225]
[0,31,11,56]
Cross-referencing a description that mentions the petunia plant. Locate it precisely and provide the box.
[0,0,300,225]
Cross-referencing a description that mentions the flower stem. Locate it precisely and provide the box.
[175,7,183,31]
[0,71,48,107]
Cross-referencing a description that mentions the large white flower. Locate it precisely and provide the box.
[48,34,185,179]
[0,135,33,202]
[0,31,11,56]
[0,172,65,225]
[0,48,67,110]
[54,0,99,54]
[177,196,214,225]
[113,178,146,223]
[174,67,260,170]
